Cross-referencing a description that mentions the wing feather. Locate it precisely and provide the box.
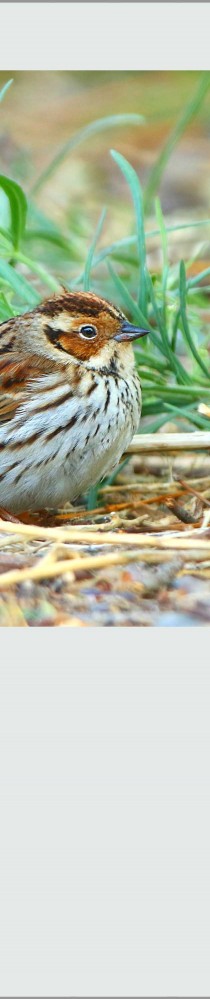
[0,352,52,424]
[0,355,32,423]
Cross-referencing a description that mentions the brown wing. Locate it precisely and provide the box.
[0,307,68,426]
[0,347,66,426]
[0,354,38,424]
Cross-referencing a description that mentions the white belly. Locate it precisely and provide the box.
[0,365,141,511]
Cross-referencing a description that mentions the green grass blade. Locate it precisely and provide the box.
[32,114,145,194]
[155,197,168,270]
[144,71,210,211]
[0,79,13,103]
[146,271,192,385]
[86,484,101,510]
[187,265,210,289]
[0,260,40,306]
[73,218,210,288]
[0,229,14,257]
[141,414,173,433]
[0,175,27,250]
[163,401,210,430]
[84,208,107,291]
[155,197,169,322]
[171,308,180,351]
[179,260,210,379]
[24,228,78,255]
[137,369,166,386]
[142,400,165,417]
[145,383,210,401]
[110,149,147,314]
[108,261,175,363]
[13,251,60,292]
[0,293,16,320]
[134,347,169,374]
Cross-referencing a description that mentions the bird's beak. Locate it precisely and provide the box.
[114,320,149,343]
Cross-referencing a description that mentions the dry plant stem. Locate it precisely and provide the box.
[177,478,210,507]
[56,490,188,521]
[0,547,155,589]
[0,520,206,545]
[100,478,210,495]
[0,545,208,591]
[126,433,210,454]
[54,491,187,520]
[0,534,210,589]
[0,519,210,547]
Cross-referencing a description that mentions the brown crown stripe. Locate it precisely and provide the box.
[38,293,120,320]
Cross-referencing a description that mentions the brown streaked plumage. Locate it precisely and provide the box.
[0,291,149,512]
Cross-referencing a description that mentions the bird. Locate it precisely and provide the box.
[0,290,149,513]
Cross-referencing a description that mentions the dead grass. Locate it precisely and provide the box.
[0,432,210,625]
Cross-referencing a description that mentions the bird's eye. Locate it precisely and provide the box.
[79,324,97,339]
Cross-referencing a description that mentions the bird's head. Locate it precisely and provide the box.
[36,290,149,368]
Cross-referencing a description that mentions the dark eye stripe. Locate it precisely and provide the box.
[45,325,69,352]
[45,323,98,349]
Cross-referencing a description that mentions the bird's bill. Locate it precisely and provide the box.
[114,321,149,343]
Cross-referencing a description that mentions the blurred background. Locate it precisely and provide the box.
[1,70,210,435]
[0,70,210,272]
